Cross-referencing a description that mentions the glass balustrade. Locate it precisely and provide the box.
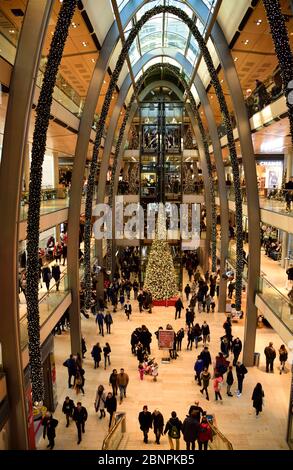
[215,186,293,218]
[19,273,69,350]
[19,185,88,221]
[257,276,293,334]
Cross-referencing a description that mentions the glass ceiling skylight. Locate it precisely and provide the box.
[120,0,217,80]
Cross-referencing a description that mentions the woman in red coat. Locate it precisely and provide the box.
[198,416,213,450]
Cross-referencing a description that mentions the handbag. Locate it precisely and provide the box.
[197,336,203,342]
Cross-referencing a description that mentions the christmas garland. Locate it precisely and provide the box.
[262,0,293,144]
[106,63,217,275]
[26,0,77,403]
[84,5,243,311]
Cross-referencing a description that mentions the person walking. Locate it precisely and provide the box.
[152,410,164,444]
[138,405,153,443]
[279,344,288,374]
[198,416,213,450]
[202,321,210,346]
[264,342,276,373]
[104,311,113,334]
[62,396,75,427]
[213,373,223,402]
[184,283,191,301]
[124,300,132,320]
[200,368,211,401]
[194,356,204,386]
[91,342,102,369]
[164,411,182,451]
[236,361,248,397]
[63,354,77,388]
[103,343,111,370]
[73,402,88,445]
[105,392,117,429]
[175,297,184,320]
[182,411,200,451]
[73,369,85,395]
[186,326,195,351]
[199,346,212,370]
[95,385,106,419]
[137,290,145,313]
[252,383,264,417]
[81,336,87,359]
[42,412,58,450]
[231,337,242,366]
[117,368,129,404]
[193,323,202,349]
[109,369,118,396]
[51,263,61,291]
[176,328,184,351]
[96,311,105,336]
[226,366,234,397]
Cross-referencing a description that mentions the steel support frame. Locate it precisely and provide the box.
[0,0,53,449]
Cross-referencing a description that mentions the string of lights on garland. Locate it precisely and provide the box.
[84,5,243,310]
[262,0,293,145]
[25,0,77,403]
[106,63,218,276]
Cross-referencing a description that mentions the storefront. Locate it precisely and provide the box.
[256,156,284,196]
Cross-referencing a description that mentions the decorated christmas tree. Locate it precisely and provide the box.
[144,205,178,300]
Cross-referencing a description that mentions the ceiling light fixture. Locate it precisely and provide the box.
[234,57,238,62]
[82,41,88,47]
[71,22,78,28]
[244,39,249,45]
[256,19,262,26]
[9,29,15,34]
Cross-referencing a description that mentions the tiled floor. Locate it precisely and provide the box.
[37,278,291,451]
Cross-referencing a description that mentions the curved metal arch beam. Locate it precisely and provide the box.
[106,51,227,275]
[69,0,259,362]
[108,78,212,273]
[0,1,53,449]
[194,76,229,312]
[97,49,227,301]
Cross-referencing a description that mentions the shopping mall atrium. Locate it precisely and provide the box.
[0,0,293,452]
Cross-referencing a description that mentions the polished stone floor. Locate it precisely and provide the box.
[37,283,291,451]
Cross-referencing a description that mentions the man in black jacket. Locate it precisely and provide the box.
[236,362,248,397]
[42,412,58,450]
[138,405,153,443]
[152,409,164,444]
[62,396,75,427]
[175,297,184,320]
[232,337,242,366]
[182,410,200,450]
[124,300,132,320]
[63,354,77,388]
[73,402,88,444]
[264,342,276,373]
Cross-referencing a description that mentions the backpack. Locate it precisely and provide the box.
[169,424,180,439]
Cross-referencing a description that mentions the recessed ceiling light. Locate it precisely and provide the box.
[256,19,262,26]
[71,22,78,28]
[9,29,15,34]
[103,80,107,84]
[220,79,224,83]
[234,57,238,62]
[244,39,249,45]
[82,41,88,47]
[91,58,95,63]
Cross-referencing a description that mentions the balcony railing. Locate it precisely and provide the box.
[19,272,69,350]
[257,276,293,334]
[102,413,126,450]
[215,186,293,218]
